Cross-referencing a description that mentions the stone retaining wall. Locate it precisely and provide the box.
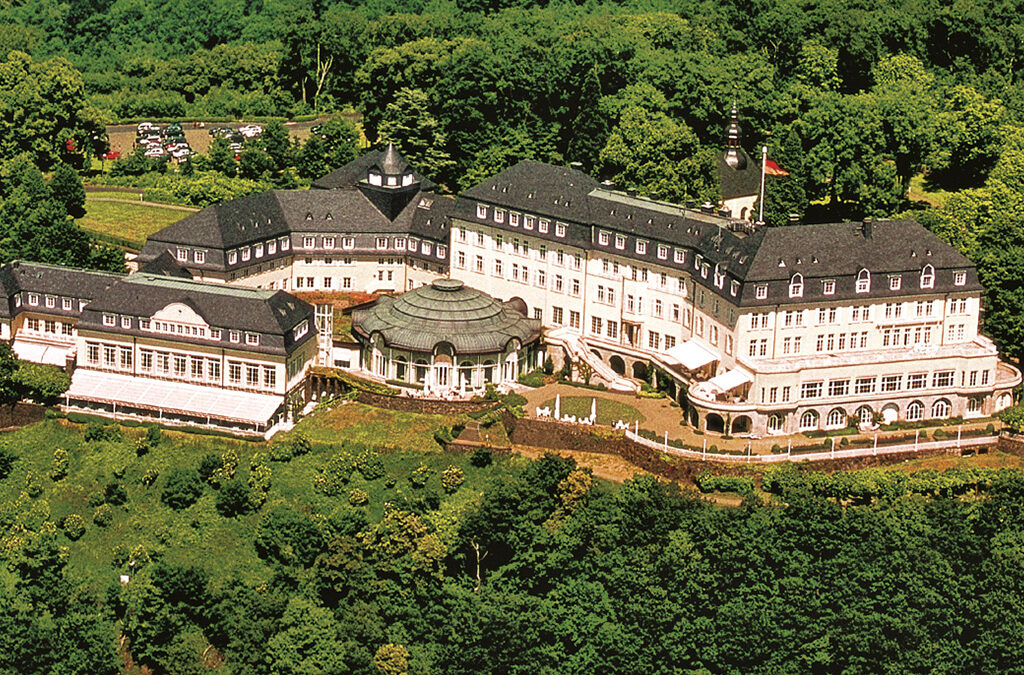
[355,391,499,415]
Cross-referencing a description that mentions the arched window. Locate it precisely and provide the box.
[920,264,935,289]
[789,273,804,298]
[856,268,871,293]
[800,410,819,430]
[967,397,981,414]
[906,400,924,421]
[826,408,846,429]
[932,399,951,419]
[767,414,783,433]
[856,406,874,426]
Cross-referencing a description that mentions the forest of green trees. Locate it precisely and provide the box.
[5,413,1024,674]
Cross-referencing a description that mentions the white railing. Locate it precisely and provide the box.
[624,429,997,464]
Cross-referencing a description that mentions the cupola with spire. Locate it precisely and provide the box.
[359,143,423,220]
[724,105,747,170]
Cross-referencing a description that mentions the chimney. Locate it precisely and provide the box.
[861,217,873,238]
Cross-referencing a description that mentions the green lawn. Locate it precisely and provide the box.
[77,197,190,248]
[283,401,453,452]
[540,395,644,425]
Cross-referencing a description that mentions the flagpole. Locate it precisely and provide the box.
[758,145,767,224]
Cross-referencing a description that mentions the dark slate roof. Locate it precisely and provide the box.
[462,160,599,225]
[352,279,541,354]
[746,220,976,281]
[139,251,193,278]
[310,146,436,191]
[145,187,449,254]
[716,146,761,200]
[0,260,123,298]
[79,275,314,355]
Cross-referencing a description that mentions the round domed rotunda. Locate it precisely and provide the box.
[351,279,541,393]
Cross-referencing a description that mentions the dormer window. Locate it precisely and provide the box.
[246,333,259,345]
[636,240,648,255]
[280,237,290,251]
[294,320,308,339]
[524,215,534,230]
[789,273,804,298]
[395,238,406,250]
[45,296,55,308]
[889,275,901,291]
[194,250,206,264]
[229,331,240,343]
[701,263,709,279]
[954,270,966,286]
[422,242,432,255]
[555,223,566,237]
[714,264,725,288]
[386,176,397,186]
[176,248,188,262]
[509,212,520,227]
[369,171,382,186]
[254,244,264,258]
[730,280,740,296]
[599,231,610,246]
[28,293,38,306]
[102,313,115,326]
[121,316,131,328]
[494,208,505,224]
[615,234,625,250]
[402,173,414,186]
[323,237,335,249]
[477,203,487,219]
[538,219,549,234]
[437,245,446,259]
[241,247,251,261]
[303,236,315,249]
[268,240,277,254]
[376,237,388,250]
[920,264,935,289]
[674,249,686,264]
[342,237,355,249]
[856,268,870,293]
[657,245,668,259]
[756,284,768,299]
[823,280,835,295]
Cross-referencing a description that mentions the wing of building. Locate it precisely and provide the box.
[447,159,1021,436]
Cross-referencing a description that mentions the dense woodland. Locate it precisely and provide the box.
[4,414,1024,674]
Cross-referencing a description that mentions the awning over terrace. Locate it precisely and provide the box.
[13,340,69,367]
[705,367,754,394]
[65,369,282,425]
[664,339,718,371]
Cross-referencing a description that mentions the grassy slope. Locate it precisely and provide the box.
[539,395,645,425]
[76,197,189,248]
[0,403,503,595]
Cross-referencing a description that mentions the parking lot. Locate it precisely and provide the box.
[104,118,329,158]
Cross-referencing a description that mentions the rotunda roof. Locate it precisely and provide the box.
[351,279,541,354]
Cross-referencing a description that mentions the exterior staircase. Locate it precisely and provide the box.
[545,328,639,392]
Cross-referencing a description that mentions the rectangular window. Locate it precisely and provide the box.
[648,331,660,349]
[343,277,352,289]
[494,208,505,224]
[954,271,966,286]
[881,375,902,392]
[539,219,549,233]
[569,310,580,329]
[801,382,822,399]
[342,237,354,249]
[241,247,251,261]
[615,234,625,250]
[102,314,115,327]
[933,371,954,388]
[228,251,238,265]
[591,316,603,335]
[823,280,835,295]
[598,231,610,246]
[607,320,618,339]
[494,260,503,277]
[176,248,188,262]
[674,249,686,264]
[102,345,116,366]
[62,298,72,310]
[657,245,668,259]
[889,275,902,291]
[477,203,487,219]
[553,307,563,325]
[828,379,849,397]
[636,240,647,255]
[264,366,276,390]
[173,355,187,377]
[908,373,927,389]
[855,377,876,394]
[246,365,259,387]
[555,222,566,237]
[268,240,277,254]
[254,244,263,258]
[228,362,242,384]
[376,237,388,249]
[281,237,291,251]
[28,294,38,306]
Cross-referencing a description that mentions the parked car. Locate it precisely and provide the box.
[209,126,234,137]
[163,123,183,137]
[101,150,121,160]
[144,146,166,158]
[239,124,262,138]
[136,122,156,135]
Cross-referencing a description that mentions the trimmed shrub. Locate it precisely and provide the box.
[409,464,434,489]
[84,421,121,443]
[348,488,369,506]
[161,468,204,510]
[518,368,545,387]
[442,466,465,493]
[313,455,352,496]
[216,479,253,517]
[92,504,113,527]
[62,514,86,540]
[197,453,222,482]
[141,469,159,486]
[104,482,128,506]
[50,448,69,481]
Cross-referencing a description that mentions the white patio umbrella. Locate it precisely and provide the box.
[554,393,561,420]
[591,397,597,422]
